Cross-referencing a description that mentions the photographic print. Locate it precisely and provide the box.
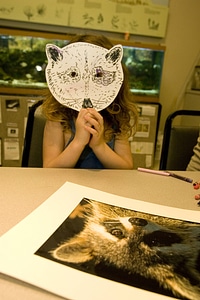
[35,197,200,300]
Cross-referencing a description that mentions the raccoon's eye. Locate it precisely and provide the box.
[111,228,124,238]
[103,221,125,239]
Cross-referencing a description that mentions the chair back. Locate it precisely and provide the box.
[22,100,46,167]
[159,110,200,170]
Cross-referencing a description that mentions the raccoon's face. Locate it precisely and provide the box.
[86,214,195,270]
[51,200,200,300]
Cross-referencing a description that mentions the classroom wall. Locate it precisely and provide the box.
[0,0,199,134]
[159,0,200,131]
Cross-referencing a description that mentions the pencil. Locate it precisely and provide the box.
[137,167,170,176]
[137,167,193,183]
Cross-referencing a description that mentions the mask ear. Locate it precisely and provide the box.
[46,44,63,66]
[105,45,123,65]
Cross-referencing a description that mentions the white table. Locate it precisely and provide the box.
[0,167,200,300]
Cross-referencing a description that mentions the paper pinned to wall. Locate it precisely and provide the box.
[138,105,156,116]
[131,141,153,154]
[0,0,169,38]
[135,118,151,138]
[4,138,20,160]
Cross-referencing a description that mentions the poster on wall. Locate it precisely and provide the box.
[0,0,169,38]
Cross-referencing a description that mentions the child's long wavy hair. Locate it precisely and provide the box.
[42,34,138,140]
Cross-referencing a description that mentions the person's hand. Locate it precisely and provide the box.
[84,108,105,149]
[74,109,91,146]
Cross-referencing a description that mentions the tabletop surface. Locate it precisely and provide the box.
[0,167,200,300]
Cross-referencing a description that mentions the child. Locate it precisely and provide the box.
[42,34,138,169]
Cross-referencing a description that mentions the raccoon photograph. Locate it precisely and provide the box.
[35,198,200,300]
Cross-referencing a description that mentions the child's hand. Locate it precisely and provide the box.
[74,109,91,146]
[84,108,105,149]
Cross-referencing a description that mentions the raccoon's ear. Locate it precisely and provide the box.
[51,237,93,263]
[46,44,63,64]
[105,44,123,65]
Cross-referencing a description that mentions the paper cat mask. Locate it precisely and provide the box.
[45,42,124,111]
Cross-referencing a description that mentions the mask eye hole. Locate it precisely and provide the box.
[66,67,80,82]
[70,71,79,78]
[93,67,104,79]
[95,68,103,78]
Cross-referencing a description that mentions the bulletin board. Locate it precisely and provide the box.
[0,0,169,38]
[0,95,42,167]
[131,102,161,169]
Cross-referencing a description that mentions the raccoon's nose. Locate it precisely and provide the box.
[128,218,148,226]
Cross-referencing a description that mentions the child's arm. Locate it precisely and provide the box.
[43,110,90,168]
[91,138,133,169]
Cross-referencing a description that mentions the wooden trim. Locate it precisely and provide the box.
[134,95,160,103]
[0,27,72,41]
[0,27,166,50]
[0,87,47,96]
